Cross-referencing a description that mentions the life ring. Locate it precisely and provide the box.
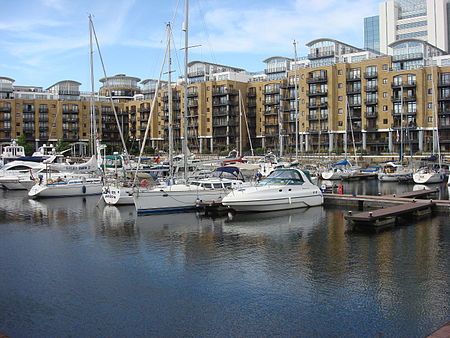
[140,179,149,187]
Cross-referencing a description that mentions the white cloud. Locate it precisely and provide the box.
[190,0,378,55]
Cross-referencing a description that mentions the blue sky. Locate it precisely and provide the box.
[0,0,380,91]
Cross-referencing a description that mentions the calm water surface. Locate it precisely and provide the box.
[0,181,449,337]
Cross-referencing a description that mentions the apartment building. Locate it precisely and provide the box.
[2,39,450,155]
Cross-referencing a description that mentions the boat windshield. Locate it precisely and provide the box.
[258,169,304,186]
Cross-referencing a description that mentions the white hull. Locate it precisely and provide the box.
[222,185,323,212]
[28,180,103,198]
[0,177,27,190]
[134,185,226,214]
[321,171,342,180]
[413,172,445,184]
[102,186,134,205]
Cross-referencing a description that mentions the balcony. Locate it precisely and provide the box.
[187,91,198,98]
[264,67,287,74]
[212,88,238,96]
[212,100,238,106]
[346,87,361,94]
[391,122,417,129]
[307,102,328,109]
[364,72,378,79]
[307,89,327,96]
[39,116,49,122]
[438,80,450,87]
[365,124,378,131]
[264,100,281,106]
[348,101,362,107]
[307,51,334,60]
[364,98,378,105]
[391,81,416,89]
[364,85,378,92]
[439,122,450,129]
[39,108,49,113]
[306,76,327,84]
[23,114,35,122]
[365,111,378,118]
[439,94,450,101]
[392,53,423,62]
[438,107,450,115]
[188,70,205,78]
[264,110,279,116]
[0,107,11,112]
[346,75,361,82]
[23,107,35,113]
[392,110,416,116]
[247,101,257,108]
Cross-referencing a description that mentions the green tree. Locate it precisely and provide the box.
[55,139,71,153]
[16,135,34,156]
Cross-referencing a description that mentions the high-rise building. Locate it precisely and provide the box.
[364,16,381,53]
[375,0,450,55]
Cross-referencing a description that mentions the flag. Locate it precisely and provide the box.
[396,129,399,142]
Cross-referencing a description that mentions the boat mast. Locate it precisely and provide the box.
[432,67,442,169]
[238,90,243,157]
[88,14,96,158]
[399,84,403,162]
[293,40,299,160]
[167,23,174,178]
[182,0,189,181]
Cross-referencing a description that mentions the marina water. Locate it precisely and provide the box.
[0,181,449,336]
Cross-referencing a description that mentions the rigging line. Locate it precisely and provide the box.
[196,0,217,64]
[240,90,254,156]
[89,16,130,162]
[347,97,357,164]
[133,33,169,189]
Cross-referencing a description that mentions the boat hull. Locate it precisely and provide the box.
[28,181,103,198]
[133,187,226,214]
[222,186,323,212]
[102,186,134,205]
[413,172,445,184]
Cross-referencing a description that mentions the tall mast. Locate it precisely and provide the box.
[167,23,174,178]
[432,67,442,168]
[293,40,299,160]
[182,0,189,181]
[239,90,243,156]
[88,14,96,157]
[399,85,404,162]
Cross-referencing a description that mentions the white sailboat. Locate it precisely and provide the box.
[413,69,446,184]
[377,161,412,182]
[134,6,232,214]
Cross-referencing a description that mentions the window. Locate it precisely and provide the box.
[383,92,387,98]
[428,103,432,109]
[428,88,433,95]
[338,108,343,114]
[338,83,343,88]
[383,119,388,124]
[383,105,388,111]
[338,70,343,75]
[383,64,388,70]
[383,78,388,84]
[428,116,433,123]
[338,96,343,101]
[338,121,343,126]
[427,74,432,81]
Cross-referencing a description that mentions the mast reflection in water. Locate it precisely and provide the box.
[0,188,448,337]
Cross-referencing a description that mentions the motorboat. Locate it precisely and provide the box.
[0,141,26,165]
[378,162,412,182]
[221,168,323,212]
[0,160,45,190]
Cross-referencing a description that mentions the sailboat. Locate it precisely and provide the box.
[133,5,231,214]
[413,69,446,184]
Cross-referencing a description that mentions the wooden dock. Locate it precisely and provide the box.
[345,201,434,229]
[391,188,439,199]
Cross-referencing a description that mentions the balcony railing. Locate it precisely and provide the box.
[365,111,378,118]
[364,85,378,92]
[306,76,327,83]
[364,98,378,105]
[391,81,416,88]
[307,51,334,60]
[364,72,378,79]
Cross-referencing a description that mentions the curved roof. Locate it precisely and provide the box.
[46,80,81,90]
[187,60,245,72]
[306,38,363,51]
[388,38,447,54]
[140,79,168,85]
[99,74,141,83]
[0,77,15,83]
[262,56,293,63]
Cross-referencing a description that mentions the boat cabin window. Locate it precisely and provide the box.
[213,183,223,189]
[223,182,232,188]
[259,169,305,185]
[6,165,33,171]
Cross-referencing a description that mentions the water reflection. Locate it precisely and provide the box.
[0,186,448,336]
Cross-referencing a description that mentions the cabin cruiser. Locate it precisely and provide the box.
[378,162,412,182]
[413,166,446,184]
[221,168,323,212]
[28,175,102,198]
[0,161,44,189]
